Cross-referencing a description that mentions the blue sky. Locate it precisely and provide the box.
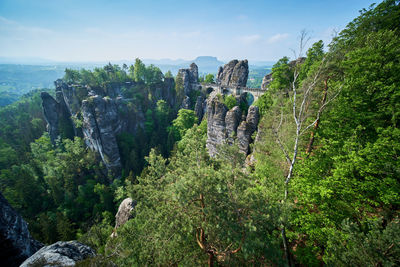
[0,0,379,62]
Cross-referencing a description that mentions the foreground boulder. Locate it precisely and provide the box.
[0,192,42,266]
[20,241,95,267]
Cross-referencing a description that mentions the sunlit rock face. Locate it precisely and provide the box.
[216,59,249,87]
[0,192,43,266]
[41,77,177,178]
[20,241,95,267]
[111,197,136,237]
[206,96,259,157]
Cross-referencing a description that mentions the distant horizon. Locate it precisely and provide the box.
[0,55,277,66]
[0,0,378,62]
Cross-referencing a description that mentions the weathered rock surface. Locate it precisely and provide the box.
[42,79,156,177]
[206,96,259,157]
[237,106,259,154]
[177,63,200,97]
[114,198,136,232]
[261,72,273,89]
[194,95,206,123]
[206,96,228,157]
[41,91,75,143]
[217,60,249,87]
[225,106,241,144]
[81,96,123,176]
[0,192,42,266]
[20,241,95,267]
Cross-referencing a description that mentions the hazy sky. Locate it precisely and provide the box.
[0,0,378,62]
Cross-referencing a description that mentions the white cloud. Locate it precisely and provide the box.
[267,33,289,44]
[239,34,262,45]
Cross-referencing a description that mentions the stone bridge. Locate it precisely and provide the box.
[201,83,266,103]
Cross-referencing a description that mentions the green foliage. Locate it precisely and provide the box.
[164,70,173,78]
[223,94,237,110]
[168,109,197,142]
[269,56,293,93]
[204,73,215,83]
[133,58,146,83]
[110,126,283,266]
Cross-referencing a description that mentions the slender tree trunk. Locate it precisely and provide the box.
[306,78,329,155]
[208,252,214,267]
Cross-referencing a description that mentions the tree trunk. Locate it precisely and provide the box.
[208,252,214,267]
[306,78,329,155]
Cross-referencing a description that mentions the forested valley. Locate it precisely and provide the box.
[1,1,399,266]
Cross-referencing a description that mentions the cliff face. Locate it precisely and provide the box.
[217,59,249,87]
[0,192,42,266]
[206,59,260,157]
[206,96,259,157]
[41,77,175,177]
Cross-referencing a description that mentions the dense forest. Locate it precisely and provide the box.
[1,1,400,266]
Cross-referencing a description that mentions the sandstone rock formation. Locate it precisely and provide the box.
[194,95,206,123]
[41,91,75,143]
[177,63,200,97]
[206,96,228,157]
[111,198,136,238]
[41,79,156,177]
[206,95,259,157]
[225,106,241,144]
[261,73,273,89]
[0,192,42,266]
[20,241,95,267]
[216,60,249,87]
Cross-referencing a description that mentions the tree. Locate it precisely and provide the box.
[223,95,237,110]
[133,58,146,83]
[204,74,215,83]
[164,70,173,78]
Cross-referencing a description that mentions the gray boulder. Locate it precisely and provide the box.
[20,241,95,267]
[0,192,42,266]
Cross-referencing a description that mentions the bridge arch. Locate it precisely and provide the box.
[241,92,255,106]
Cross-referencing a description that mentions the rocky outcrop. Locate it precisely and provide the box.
[177,63,200,96]
[206,96,229,157]
[42,79,153,177]
[152,77,176,107]
[225,106,241,144]
[81,96,123,176]
[111,198,136,237]
[41,91,75,143]
[194,95,206,123]
[0,192,42,266]
[20,241,95,267]
[206,96,259,157]
[261,73,273,89]
[237,106,259,154]
[217,60,249,87]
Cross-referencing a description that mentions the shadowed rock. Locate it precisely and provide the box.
[0,192,42,266]
[225,106,241,144]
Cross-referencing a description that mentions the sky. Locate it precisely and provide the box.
[0,0,380,62]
